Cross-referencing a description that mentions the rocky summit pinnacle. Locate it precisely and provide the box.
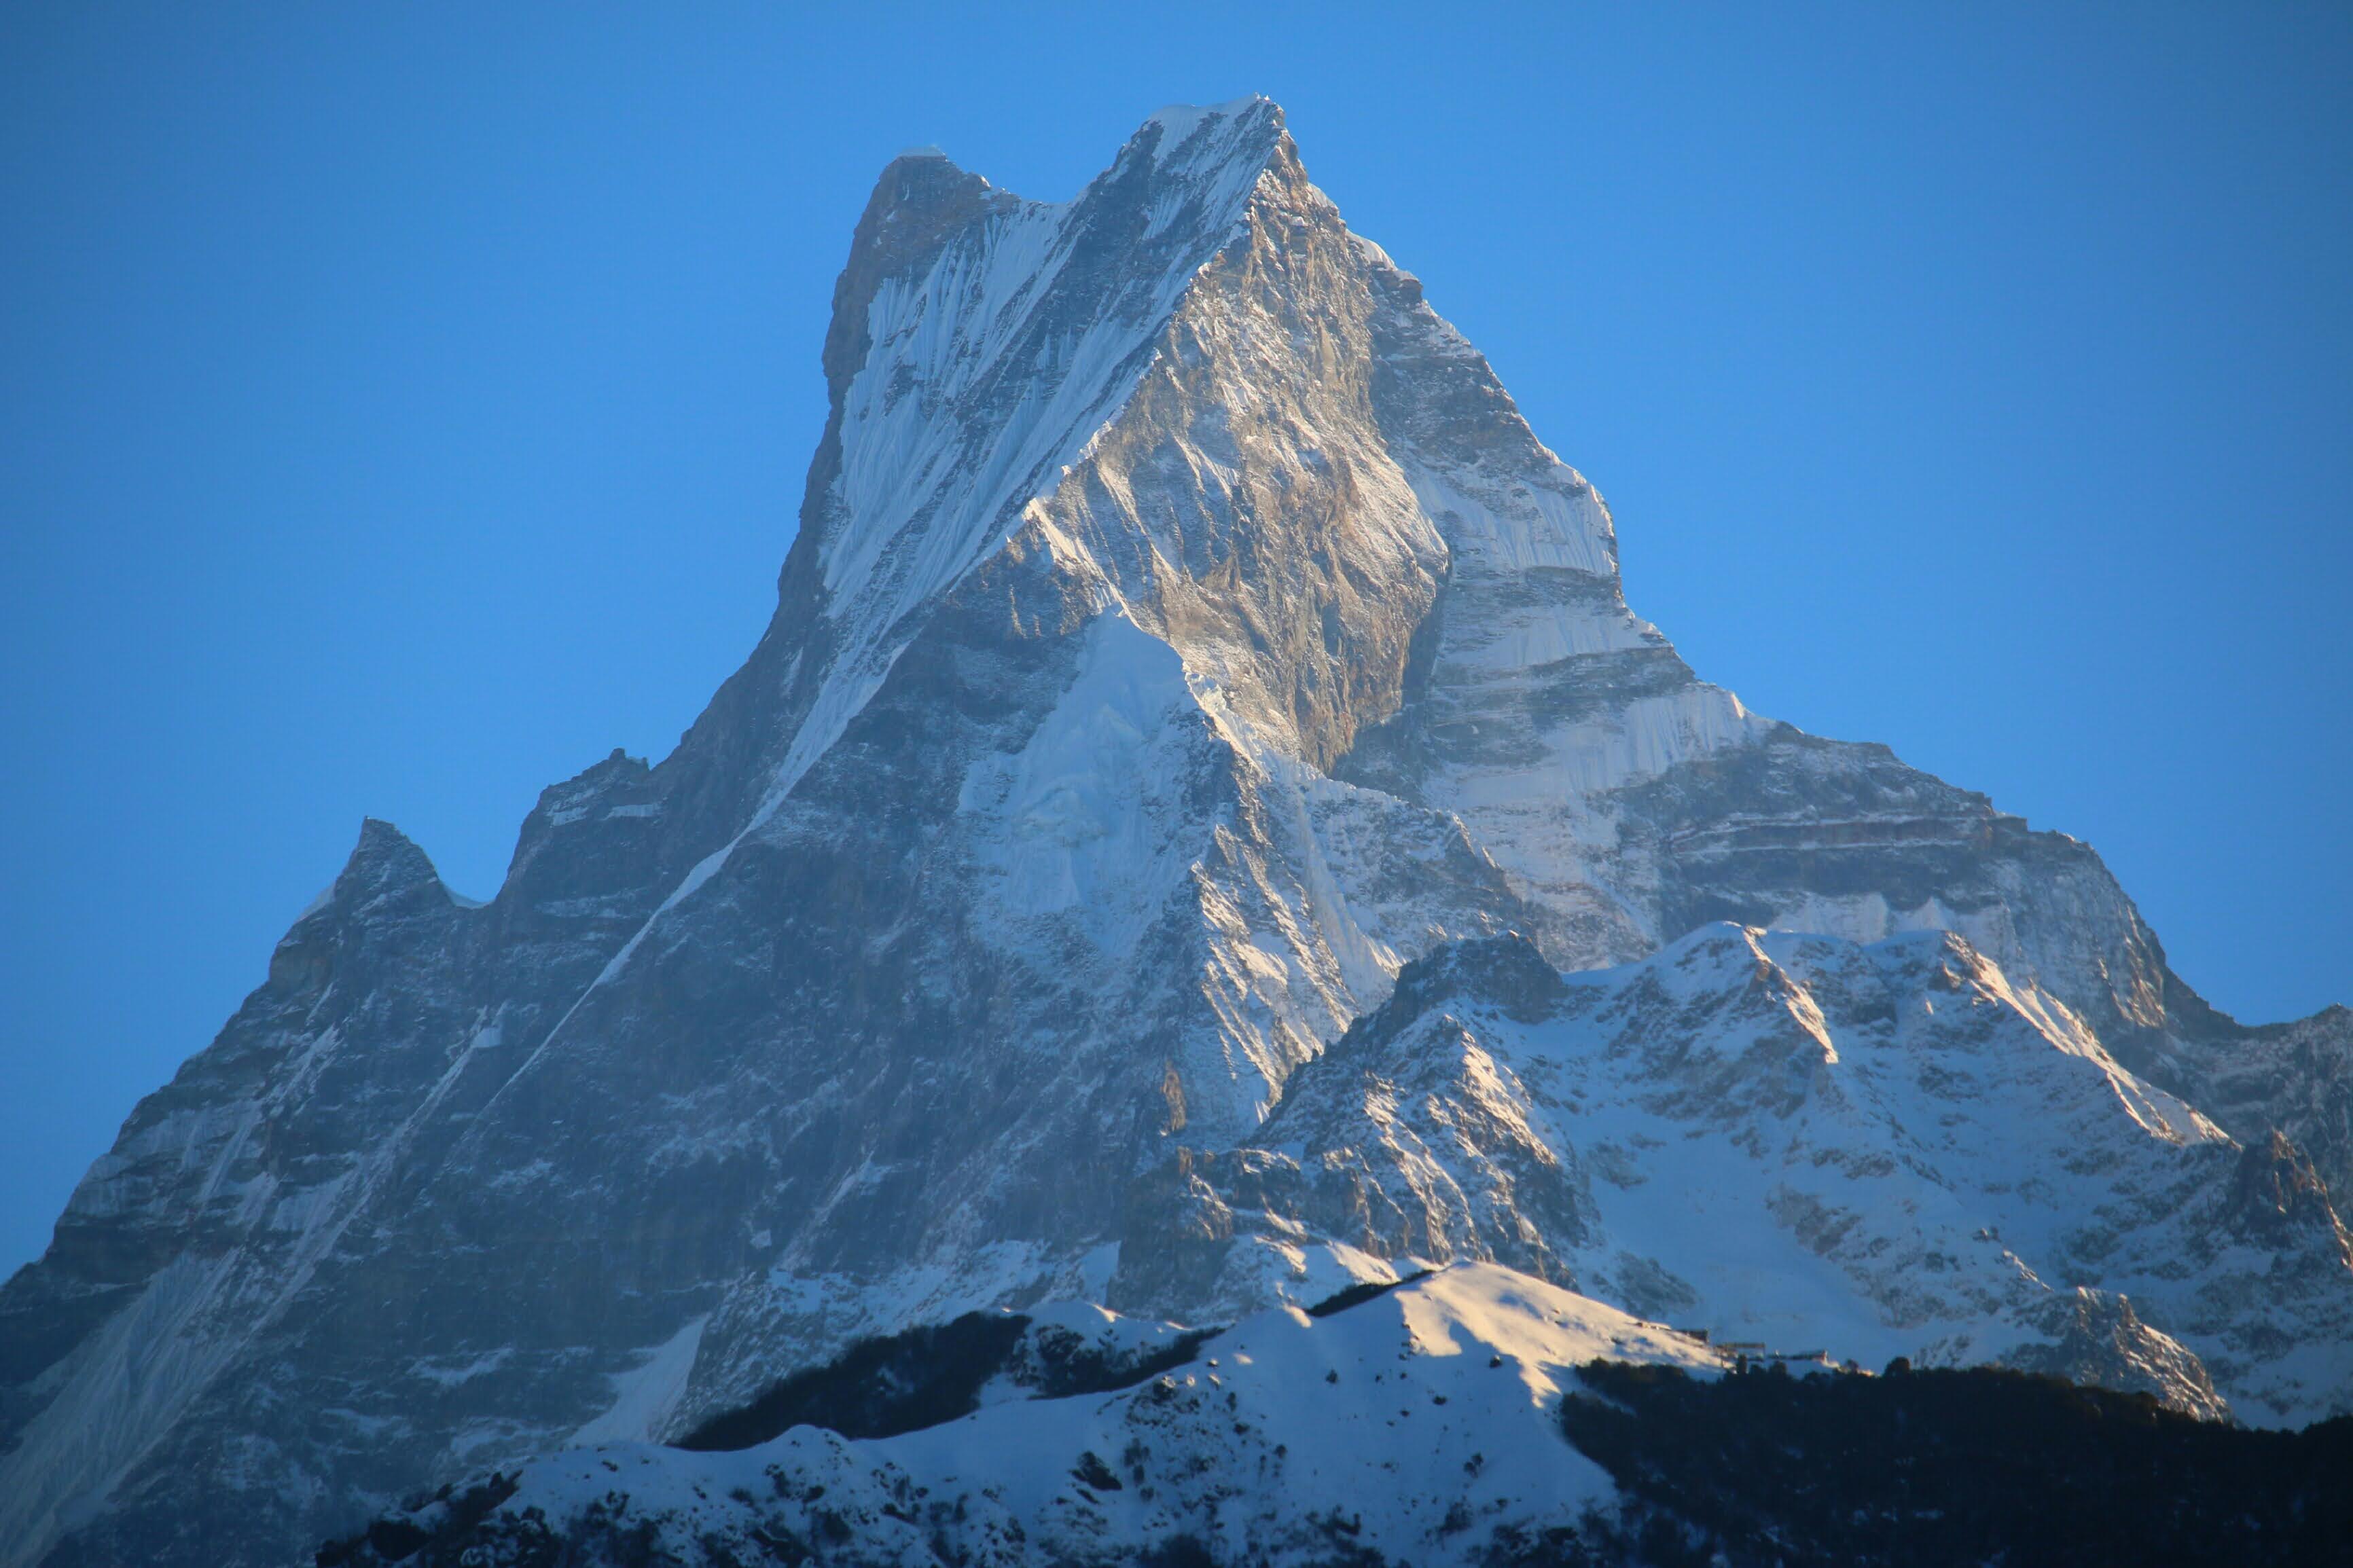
[4,101,2348,1568]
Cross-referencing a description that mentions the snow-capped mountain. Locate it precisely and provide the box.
[3,98,2346,1568]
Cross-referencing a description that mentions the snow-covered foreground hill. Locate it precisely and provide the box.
[5,98,2348,1568]
[317,1261,2353,1568]
[322,1266,1729,1568]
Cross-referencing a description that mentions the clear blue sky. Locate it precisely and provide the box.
[3,2,2348,1271]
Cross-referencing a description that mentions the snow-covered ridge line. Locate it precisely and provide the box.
[1129,922,2348,1425]
[323,1265,1727,1568]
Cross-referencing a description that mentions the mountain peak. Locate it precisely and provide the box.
[1124,94,1285,172]
[821,149,1005,397]
[13,102,2352,1568]
[337,816,444,900]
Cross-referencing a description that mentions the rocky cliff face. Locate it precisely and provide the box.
[3,98,2345,1568]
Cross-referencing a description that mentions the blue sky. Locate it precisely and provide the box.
[3,1,2347,1271]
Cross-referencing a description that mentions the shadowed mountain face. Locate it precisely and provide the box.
[3,98,2346,1568]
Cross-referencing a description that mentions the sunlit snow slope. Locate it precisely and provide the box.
[325,1266,1728,1568]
